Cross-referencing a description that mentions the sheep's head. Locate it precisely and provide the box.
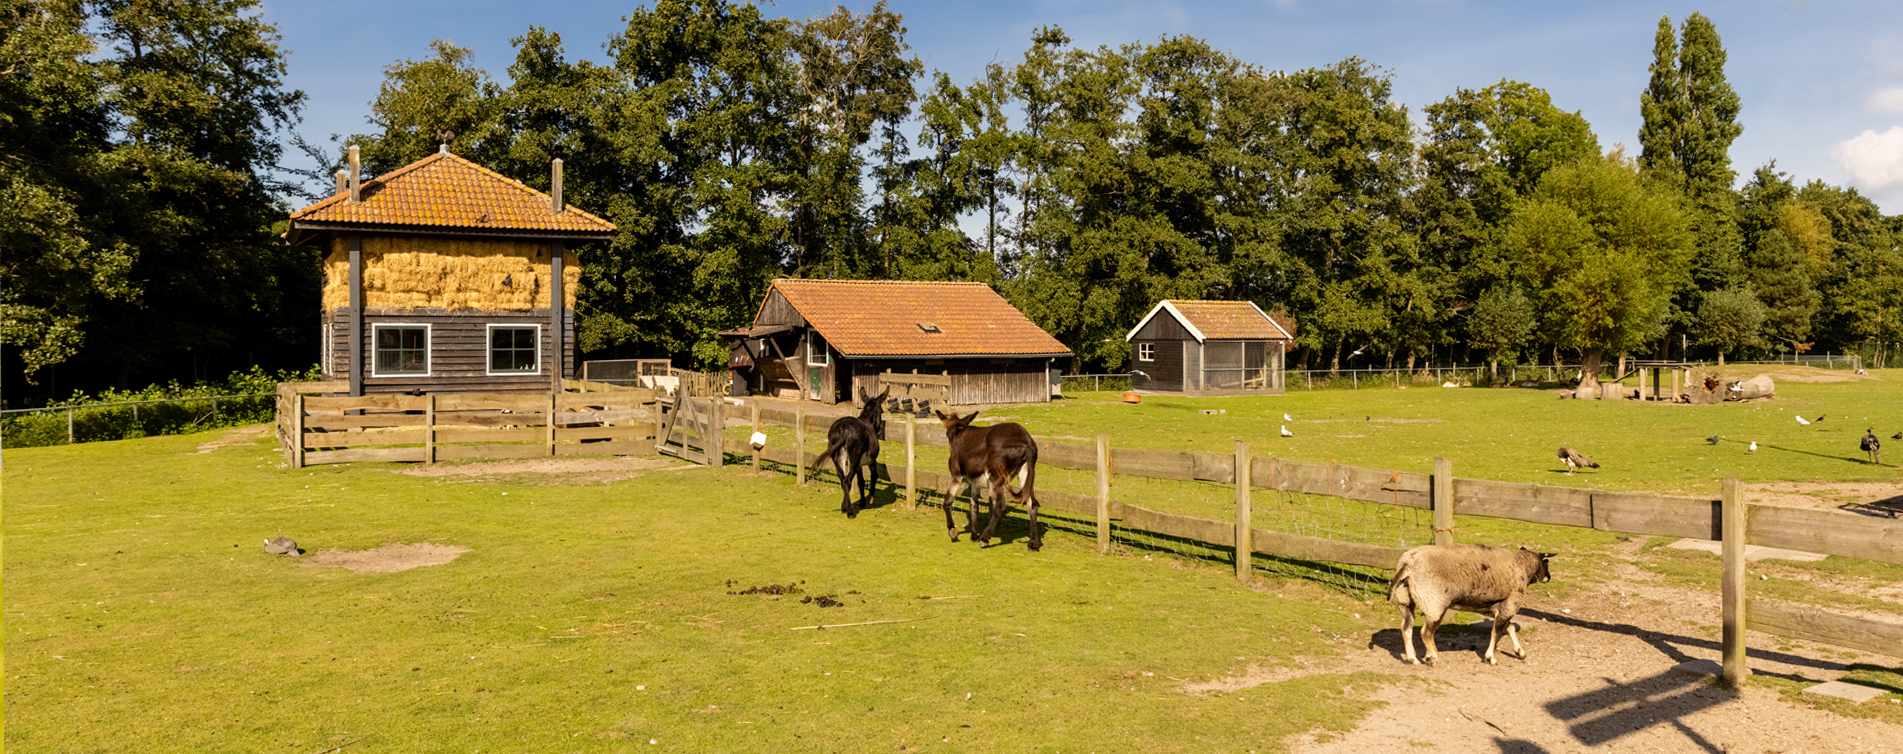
[1521,548,1556,584]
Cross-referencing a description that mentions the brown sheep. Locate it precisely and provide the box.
[1388,544,1554,666]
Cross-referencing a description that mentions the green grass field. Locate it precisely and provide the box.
[6,368,1899,751]
[5,432,1410,752]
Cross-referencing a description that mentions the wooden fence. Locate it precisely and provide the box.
[878,371,952,406]
[736,401,1903,687]
[278,380,657,466]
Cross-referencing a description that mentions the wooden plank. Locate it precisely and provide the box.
[1033,489,1097,519]
[435,427,543,444]
[1236,441,1252,582]
[709,397,725,466]
[304,394,423,411]
[430,411,549,429]
[1193,450,1235,484]
[1748,505,1903,565]
[1096,434,1111,554]
[434,393,548,412]
[1040,441,1096,471]
[558,392,651,411]
[1593,492,1720,540]
[302,412,427,430]
[302,428,425,449]
[557,425,652,443]
[1453,479,1593,527]
[1250,529,1405,570]
[1111,447,1199,482]
[546,393,557,457]
[1433,458,1455,546]
[304,446,425,465]
[424,394,436,464]
[904,415,916,510]
[1721,478,1748,687]
[1750,599,1903,659]
[1121,504,1234,547]
[555,408,648,426]
[291,394,305,468]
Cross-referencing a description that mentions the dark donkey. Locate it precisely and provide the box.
[814,387,890,517]
[934,410,1043,550]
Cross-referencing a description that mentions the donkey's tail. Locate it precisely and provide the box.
[1018,444,1039,505]
[812,436,849,472]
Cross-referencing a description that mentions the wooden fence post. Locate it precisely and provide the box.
[291,394,306,469]
[711,398,725,466]
[1095,434,1111,554]
[904,415,917,510]
[1432,457,1455,546]
[1235,440,1252,583]
[546,392,558,457]
[795,407,806,485]
[425,393,436,464]
[750,399,761,473]
[67,407,75,444]
[1721,478,1750,687]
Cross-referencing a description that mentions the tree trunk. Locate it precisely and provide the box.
[1717,351,1725,368]
[1578,350,1603,392]
[1489,358,1499,385]
[1329,342,1342,375]
[1616,352,1627,380]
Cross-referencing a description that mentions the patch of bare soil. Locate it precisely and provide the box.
[398,456,689,483]
[1746,482,1903,515]
[1275,539,1903,753]
[303,543,469,573]
[196,425,268,453]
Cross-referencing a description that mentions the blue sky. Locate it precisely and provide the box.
[263,0,1903,212]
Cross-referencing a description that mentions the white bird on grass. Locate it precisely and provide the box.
[1794,415,1811,426]
[1279,424,1294,438]
[1283,412,1293,422]
[1748,441,1758,453]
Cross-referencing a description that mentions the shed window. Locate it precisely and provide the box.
[808,333,830,366]
[372,324,430,377]
[1137,342,1155,362]
[488,324,540,375]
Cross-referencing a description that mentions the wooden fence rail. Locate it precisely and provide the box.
[280,384,659,467]
[739,400,1903,688]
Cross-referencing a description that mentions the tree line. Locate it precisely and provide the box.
[5,1,1901,404]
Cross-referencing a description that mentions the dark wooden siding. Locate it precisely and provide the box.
[949,359,1050,404]
[756,290,807,328]
[1131,308,1193,341]
[328,308,574,393]
[1131,338,1184,391]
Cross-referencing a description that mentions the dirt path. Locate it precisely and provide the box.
[1273,542,1903,753]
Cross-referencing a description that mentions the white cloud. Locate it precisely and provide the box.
[1833,126,1903,190]
[1868,87,1903,113]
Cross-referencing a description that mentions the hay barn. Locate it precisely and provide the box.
[722,279,1072,406]
[288,147,616,394]
[1125,300,1294,394]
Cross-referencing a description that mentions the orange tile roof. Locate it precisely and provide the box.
[761,279,1071,358]
[289,151,615,236]
[1161,300,1293,340]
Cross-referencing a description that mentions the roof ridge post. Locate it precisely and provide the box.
[347,145,361,203]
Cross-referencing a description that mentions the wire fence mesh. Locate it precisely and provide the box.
[0,393,276,448]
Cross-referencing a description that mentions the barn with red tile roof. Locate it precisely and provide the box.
[1125,300,1293,393]
[724,279,1071,405]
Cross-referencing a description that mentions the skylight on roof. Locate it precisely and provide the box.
[916,322,941,333]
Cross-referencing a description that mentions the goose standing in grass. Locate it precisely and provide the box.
[1279,425,1294,438]
[1862,429,1882,464]
[1557,447,1598,474]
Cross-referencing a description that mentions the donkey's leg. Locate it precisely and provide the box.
[861,444,881,508]
[833,448,858,518]
[944,477,968,540]
[966,474,985,540]
[1023,485,1042,551]
[977,464,1011,544]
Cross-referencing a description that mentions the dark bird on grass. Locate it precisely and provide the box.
[1557,447,1599,474]
[1862,429,1883,464]
[1814,414,1827,424]
[263,537,302,557]
[1706,435,1721,445]
[1892,431,1902,441]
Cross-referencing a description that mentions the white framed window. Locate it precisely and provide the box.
[1137,342,1155,362]
[487,324,541,376]
[807,332,830,366]
[371,323,431,378]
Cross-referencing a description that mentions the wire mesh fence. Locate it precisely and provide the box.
[1,393,277,449]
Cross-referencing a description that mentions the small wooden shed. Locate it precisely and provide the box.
[288,146,616,394]
[723,279,1071,406]
[1125,300,1293,394]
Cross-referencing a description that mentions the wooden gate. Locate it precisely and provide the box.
[655,391,724,465]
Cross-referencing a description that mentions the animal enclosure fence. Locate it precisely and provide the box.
[276,380,658,466]
[732,401,1903,687]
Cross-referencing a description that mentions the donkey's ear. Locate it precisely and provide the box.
[934,409,951,420]
[961,411,980,426]
[876,386,891,401]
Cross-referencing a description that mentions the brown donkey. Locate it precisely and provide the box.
[934,410,1043,550]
